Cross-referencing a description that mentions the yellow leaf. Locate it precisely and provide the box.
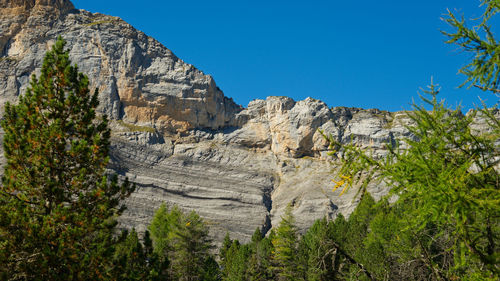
[332,174,352,195]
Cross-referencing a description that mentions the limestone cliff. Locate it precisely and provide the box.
[0,0,479,243]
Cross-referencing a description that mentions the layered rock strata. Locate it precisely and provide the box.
[3,0,493,244]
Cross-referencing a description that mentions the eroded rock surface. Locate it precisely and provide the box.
[3,0,494,243]
[0,0,241,131]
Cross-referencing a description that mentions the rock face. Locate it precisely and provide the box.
[0,0,241,131]
[3,0,492,244]
[111,97,405,242]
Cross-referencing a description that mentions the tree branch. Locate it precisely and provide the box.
[473,84,500,95]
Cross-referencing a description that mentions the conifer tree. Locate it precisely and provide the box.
[148,203,177,266]
[169,210,215,281]
[328,84,499,279]
[246,228,274,281]
[113,229,149,281]
[222,240,250,281]
[148,204,217,281]
[271,204,303,281]
[324,1,499,279]
[342,193,376,257]
[0,36,134,280]
[142,230,168,281]
[299,218,336,281]
[219,232,232,272]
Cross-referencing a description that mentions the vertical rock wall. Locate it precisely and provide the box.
[0,0,449,243]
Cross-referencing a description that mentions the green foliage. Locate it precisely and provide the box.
[322,5,500,277]
[117,120,156,133]
[148,203,177,264]
[218,196,390,281]
[298,3,500,279]
[113,229,148,280]
[324,6,500,274]
[327,84,499,278]
[148,204,217,281]
[245,229,275,281]
[299,218,336,281]
[0,36,134,280]
[334,194,379,280]
[171,210,215,280]
[223,240,251,281]
[219,232,232,271]
[442,0,500,95]
[203,256,221,281]
[341,193,375,255]
[112,229,167,281]
[271,204,304,280]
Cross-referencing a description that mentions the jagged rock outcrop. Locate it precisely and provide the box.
[2,0,495,244]
[110,96,404,242]
[0,0,241,131]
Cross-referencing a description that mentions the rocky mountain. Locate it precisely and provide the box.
[0,0,464,243]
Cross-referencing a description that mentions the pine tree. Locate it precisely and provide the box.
[343,193,376,257]
[0,36,134,280]
[222,240,250,281]
[142,230,170,281]
[148,203,177,266]
[329,84,499,279]
[169,210,215,281]
[202,256,221,281]
[148,204,217,281]
[246,228,274,281]
[299,218,336,281]
[219,232,232,272]
[113,229,149,281]
[271,204,303,281]
[112,230,168,280]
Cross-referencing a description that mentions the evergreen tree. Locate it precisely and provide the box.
[342,193,376,257]
[111,229,168,281]
[143,230,169,281]
[169,210,214,281]
[271,204,303,281]
[307,196,378,281]
[148,204,217,281]
[0,36,133,280]
[222,240,250,281]
[202,256,221,281]
[113,229,149,281]
[219,232,232,273]
[148,203,178,267]
[329,213,348,249]
[363,199,454,281]
[340,193,382,280]
[246,229,274,281]
[324,1,500,279]
[299,218,336,281]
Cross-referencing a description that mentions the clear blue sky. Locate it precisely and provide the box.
[72,0,498,111]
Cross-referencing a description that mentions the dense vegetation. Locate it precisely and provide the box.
[0,0,498,280]
[0,37,134,280]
